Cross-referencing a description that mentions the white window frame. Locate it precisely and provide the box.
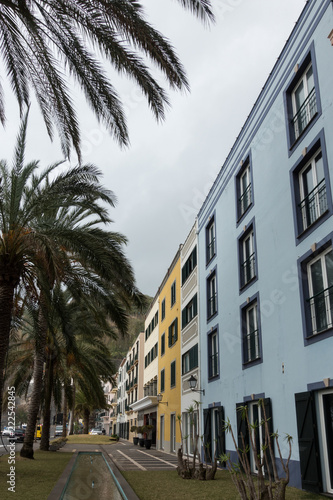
[207,219,216,263]
[239,163,251,217]
[208,273,217,318]
[318,389,333,494]
[291,63,316,140]
[307,247,333,335]
[245,302,259,363]
[248,402,265,475]
[299,149,327,231]
[242,230,255,285]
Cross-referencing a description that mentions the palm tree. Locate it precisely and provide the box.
[0,112,144,454]
[0,0,214,159]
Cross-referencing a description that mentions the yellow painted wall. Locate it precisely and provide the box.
[157,251,181,452]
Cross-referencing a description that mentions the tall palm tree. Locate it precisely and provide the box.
[0,0,214,159]
[0,112,144,451]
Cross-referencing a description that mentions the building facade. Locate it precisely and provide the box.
[180,221,201,456]
[197,0,333,493]
[157,248,182,453]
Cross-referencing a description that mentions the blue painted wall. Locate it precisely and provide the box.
[198,0,333,491]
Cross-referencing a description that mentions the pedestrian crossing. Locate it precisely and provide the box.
[108,445,178,471]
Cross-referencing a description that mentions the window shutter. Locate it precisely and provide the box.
[171,361,176,387]
[193,293,198,316]
[175,318,178,342]
[262,398,274,477]
[295,392,322,493]
[193,343,198,369]
[182,308,186,329]
[193,247,197,268]
[216,406,225,459]
[236,402,250,467]
[160,370,165,392]
[203,408,212,463]
[168,326,171,347]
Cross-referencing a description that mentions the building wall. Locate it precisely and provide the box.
[198,0,333,492]
[180,221,202,455]
[157,250,182,453]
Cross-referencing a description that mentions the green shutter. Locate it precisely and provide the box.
[168,326,171,347]
[295,392,322,493]
[182,307,187,329]
[175,318,178,342]
[193,293,198,316]
[171,361,176,387]
[203,408,212,463]
[192,343,198,370]
[193,246,197,268]
[160,370,165,392]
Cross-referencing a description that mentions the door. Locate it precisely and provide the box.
[160,415,164,450]
[319,390,333,494]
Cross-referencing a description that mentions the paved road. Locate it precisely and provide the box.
[59,440,179,472]
[106,441,179,471]
[0,437,39,455]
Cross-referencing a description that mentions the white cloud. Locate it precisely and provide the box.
[0,0,306,296]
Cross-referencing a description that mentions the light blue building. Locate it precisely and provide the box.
[197,0,333,494]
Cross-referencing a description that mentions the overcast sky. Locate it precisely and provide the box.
[0,0,307,297]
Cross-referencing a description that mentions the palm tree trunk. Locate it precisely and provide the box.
[0,280,16,430]
[62,392,68,438]
[69,382,76,435]
[83,408,90,434]
[40,355,54,451]
[20,299,48,459]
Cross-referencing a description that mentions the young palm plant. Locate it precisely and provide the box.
[0,0,214,158]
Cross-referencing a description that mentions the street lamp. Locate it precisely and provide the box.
[157,393,168,405]
[188,375,205,395]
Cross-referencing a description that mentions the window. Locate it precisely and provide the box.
[170,360,176,388]
[182,294,198,329]
[182,246,197,285]
[161,298,165,321]
[239,222,257,290]
[206,217,216,264]
[208,329,219,379]
[291,63,316,141]
[307,247,333,335]
[168,318,178,347]
[207,271,217,319]
[241,297,262,366]
[236,158,252,221]
[171,281,176,307]
[298,235,333,344]
[290,133,332,242]
[299,150,327,230]
[182,344,198,375]
[285,48,321,150]
[161,333,165,356]
[160,368,165,393]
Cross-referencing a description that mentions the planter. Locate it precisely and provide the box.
[144,439,152,450]
[139,438,145,447]
[133,437,139,445]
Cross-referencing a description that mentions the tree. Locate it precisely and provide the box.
[0,0,214,159]
[221,402,293,500]
[0,112,144,456]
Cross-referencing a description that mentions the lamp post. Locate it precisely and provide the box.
[188,375,205,396]
[157,393,168,405]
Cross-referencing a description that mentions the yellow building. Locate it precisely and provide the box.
[157,248,181,453]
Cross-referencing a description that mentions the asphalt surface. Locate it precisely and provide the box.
[59,439,179,472]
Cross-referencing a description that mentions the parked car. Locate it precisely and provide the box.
[2,427,14,437]
[9,429,25,442]
[54,425,64,437]
[89,428,103,435]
